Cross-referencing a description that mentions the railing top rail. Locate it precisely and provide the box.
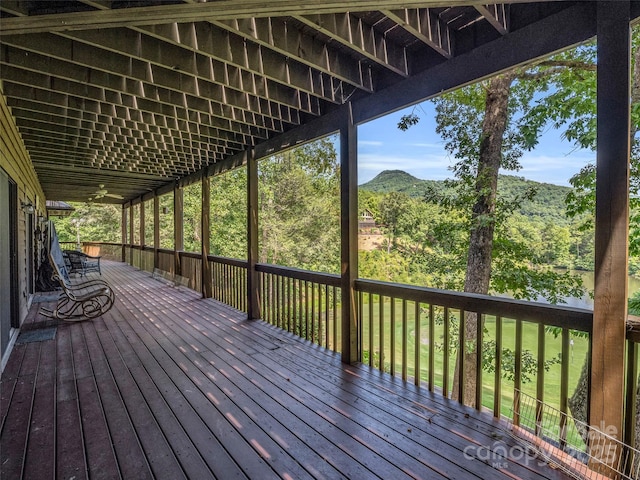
[208,255,248,268]
[355,278,593,333]
[256,263,341,286]
[83,241,122,247]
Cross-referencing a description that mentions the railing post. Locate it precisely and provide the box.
[590,1,630,472]
[128,200,134,264]
[174,183,184,277]
[140,197,145,250]
[340,103,358,363]
[201,174,212,298]
[247,148,261,320]
[121,204,127,263]
[153,194,159,271]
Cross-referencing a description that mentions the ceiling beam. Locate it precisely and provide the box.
[474,4,509,35]
[211,17,373,93]
[6,97,249,147]
[78,0,356,103]
[59,27,322,115]
[2,74,273,139]
[382,8,452,58]
[294,13,409,77]
[136,22,346,104]
[0,1,531,35]
[1,35,305,126]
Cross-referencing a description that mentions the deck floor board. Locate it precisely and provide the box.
[1,261,572,480]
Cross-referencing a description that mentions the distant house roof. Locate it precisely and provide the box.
[46,200,75,217]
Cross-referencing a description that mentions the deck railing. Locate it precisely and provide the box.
[102,241,638,469]
[210,255,248,312]
[256,264,342,352]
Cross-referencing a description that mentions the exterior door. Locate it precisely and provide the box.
[0,169,17,361]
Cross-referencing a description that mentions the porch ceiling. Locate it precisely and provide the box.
[0,1,632,204]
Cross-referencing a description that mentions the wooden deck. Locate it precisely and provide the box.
[1,261,571,480]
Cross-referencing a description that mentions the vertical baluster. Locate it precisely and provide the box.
[390,298,396,377]
[414,302,421,387]
[560,328,570,449]
[311,282,316,344]
[293,278,298,335]
[429,304,434,392]
[458,310,466,404]
[443,307,450,398]
[317,283,322,346]
[259,271,263,318]
[476,313,483,410]
[224,263,228,305]
[325,284,330,348]
[305,280,310,339]
[212,261,217,300]
[368,292,374,367]
[270,274,275,325]
[236,266,240,309]
[379,296,385,372]
[402,300,408,382]
[514,319,523,426]
[357,287,362,357]
[332,285,338,351]
[287,277,292,333]
[536,323,545,436]
[493,316,503,418]
[625,339,638,477]
[356,290,362,352]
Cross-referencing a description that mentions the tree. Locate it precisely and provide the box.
[378,192,410,253]
[258,137,341,273]
[397,48,607,405]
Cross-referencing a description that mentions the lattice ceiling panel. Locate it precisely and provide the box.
[0,1,599,203]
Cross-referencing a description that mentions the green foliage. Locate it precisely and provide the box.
[519,35,640,257]
[52,202,121,244]
[630,291,640,316]
[210,169,247,259]
[183,182,202,252]
[258,137,341,273]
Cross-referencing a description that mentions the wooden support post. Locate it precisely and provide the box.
[590,0,630,470]
[174,184,184,277]
[247,148,260,320]
[153,195,160,271]
[340,104,359,364]
[139,199,145,249]
[128,201,134,255]
[201,174,212,298]
[121,205,127,262]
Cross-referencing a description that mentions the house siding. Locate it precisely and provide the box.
[0,87,46,369]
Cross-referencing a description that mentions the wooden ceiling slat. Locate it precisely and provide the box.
[0,0,626,204]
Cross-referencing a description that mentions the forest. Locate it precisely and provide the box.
[53,159,639,304]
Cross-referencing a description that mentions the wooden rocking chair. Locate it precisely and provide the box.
[39,225,115,321]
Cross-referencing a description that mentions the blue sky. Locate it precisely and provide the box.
[357,102,595,187]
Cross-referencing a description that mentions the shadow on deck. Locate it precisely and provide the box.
[1,261,570,479]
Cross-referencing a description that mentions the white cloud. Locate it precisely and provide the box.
[358,140,384,147]
[518,152,594,186]
[408,142,443,149]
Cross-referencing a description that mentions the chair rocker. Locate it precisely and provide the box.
[63,249,102,276]
[40,228,114,321]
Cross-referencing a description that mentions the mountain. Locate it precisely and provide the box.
[359,169,444,197]
[360,170,574,224]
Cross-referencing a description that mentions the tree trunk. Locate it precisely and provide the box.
[452,73,515,405]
